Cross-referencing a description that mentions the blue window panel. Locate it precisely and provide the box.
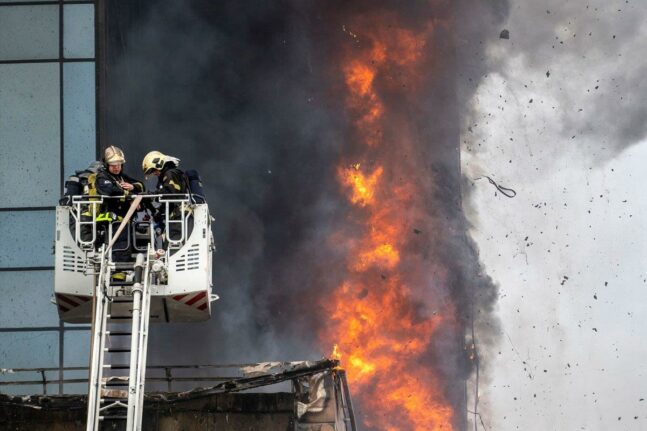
[0,374,54,396]
[62,371,87,395]
[0,332,58,395]
[0,63,60,208]
[0,332,58,368]
[0,211,55,268]
[63,4,95,59]
[0,5,59,61]
[63,329,89,367]
[62,329,89,394]
[64,62,96,175]
[0,271,58,327]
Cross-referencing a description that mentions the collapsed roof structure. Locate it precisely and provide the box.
[0,359,356,431]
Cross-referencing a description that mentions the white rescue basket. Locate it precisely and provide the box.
[54,194,216,323]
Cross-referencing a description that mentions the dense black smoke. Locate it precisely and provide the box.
[105,0,508,428]
[106,0,347,364]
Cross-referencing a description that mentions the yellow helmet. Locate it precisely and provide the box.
[142,151,180,176]
[103,146,126,165]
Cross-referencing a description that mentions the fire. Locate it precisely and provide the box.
[332,344,342,360]
[352,242,399,272]
[320,12,456,431]
[339,165,383,207]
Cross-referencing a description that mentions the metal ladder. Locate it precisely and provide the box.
[86,246,152,431]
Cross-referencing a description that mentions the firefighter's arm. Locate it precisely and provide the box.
[133,181,145,193]
[122,174,145,193]
[95,173,124,196]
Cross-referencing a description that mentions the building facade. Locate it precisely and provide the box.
[0,0,100,394]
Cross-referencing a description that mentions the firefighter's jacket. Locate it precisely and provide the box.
[155,165,187,218]
[156,166,187,194]
[96,170,144,218]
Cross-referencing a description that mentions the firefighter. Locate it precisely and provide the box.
[142,151,188,245]
[96,146,144,215]
[142,151,186,194]
[96,146,144,262]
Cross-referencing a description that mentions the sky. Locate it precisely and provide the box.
[461,0,647,429]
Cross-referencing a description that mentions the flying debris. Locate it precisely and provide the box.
[475,176,517,198]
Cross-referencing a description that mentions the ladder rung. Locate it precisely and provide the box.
[103,364,129,369]
[106,331,132,336]
[104,348,131,353]
[107,315,132,320]
[111,298,134,303]
[99,415,127,420]
[103,381,129,387]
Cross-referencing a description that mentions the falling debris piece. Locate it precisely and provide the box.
[499,29,510,39]
[475,176,517,198]
[546,70,551,77]
[413,228,422,235]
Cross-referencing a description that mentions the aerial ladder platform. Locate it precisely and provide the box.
[54,194,216,430]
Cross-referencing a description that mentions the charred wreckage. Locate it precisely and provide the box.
[0,359,357,431]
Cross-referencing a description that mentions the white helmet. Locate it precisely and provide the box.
[103,146,126,165]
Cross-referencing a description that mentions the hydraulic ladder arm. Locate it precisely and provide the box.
[85,248,153,431]
[86,195,152,431]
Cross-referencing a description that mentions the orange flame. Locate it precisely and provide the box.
[320,14,455,431]
[339,165,384,207]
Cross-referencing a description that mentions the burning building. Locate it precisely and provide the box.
[0,0,503,430]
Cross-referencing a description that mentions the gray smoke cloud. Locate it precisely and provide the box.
[506,0,647,152]
[461,0,647,168]
[459,0,647,354]
[104,0,508,428]
[458,1,647,429]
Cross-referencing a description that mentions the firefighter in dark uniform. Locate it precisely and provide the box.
[97,146,144,214]
[142,151,187,246]
[96,146,144,261]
